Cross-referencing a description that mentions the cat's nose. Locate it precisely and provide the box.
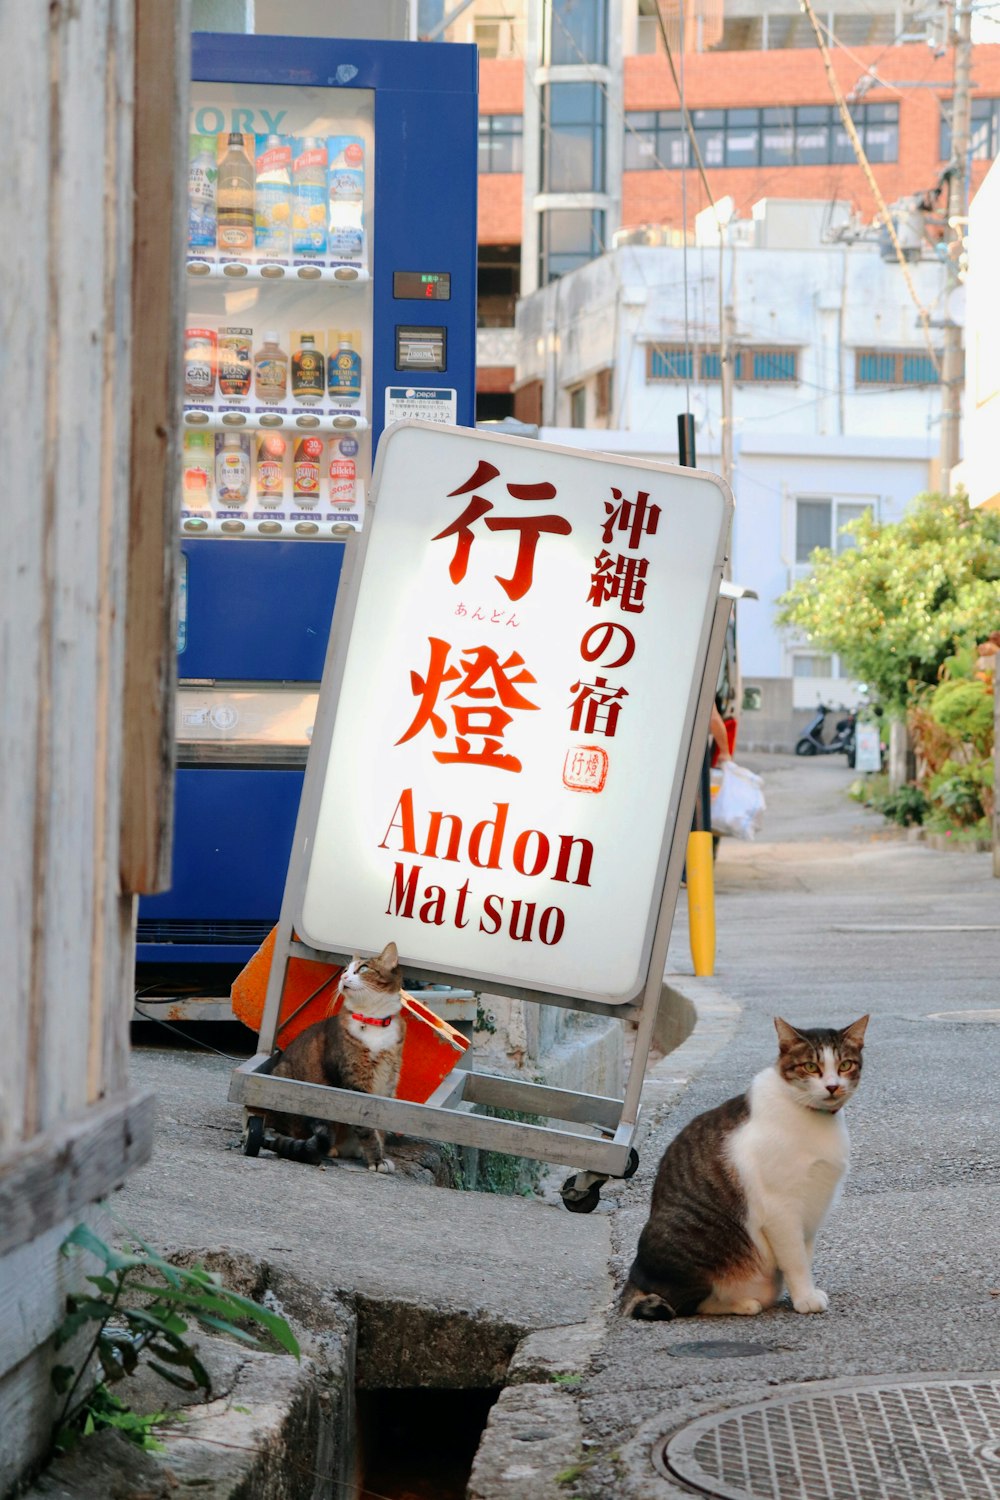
[826,1084,840,1095]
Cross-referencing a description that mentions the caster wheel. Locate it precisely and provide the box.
[242,1114,265,1157]
[623,1147,640,1180]
[563,1183,601,1213]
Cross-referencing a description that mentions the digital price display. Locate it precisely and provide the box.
[393,271,452,301]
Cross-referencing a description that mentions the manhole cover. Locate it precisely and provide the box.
[927,1010,1000,1024]
[653,1374,1000,1499]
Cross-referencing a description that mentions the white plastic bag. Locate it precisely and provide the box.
[710,760,766,840]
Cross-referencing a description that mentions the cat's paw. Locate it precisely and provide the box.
[792,1288,829,1314]
[369,1158,395,1174]
[729,1298,764,1316]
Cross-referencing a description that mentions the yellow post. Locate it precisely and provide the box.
[686,830,715,977]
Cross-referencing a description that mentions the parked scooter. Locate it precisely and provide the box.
[795,702,856,760]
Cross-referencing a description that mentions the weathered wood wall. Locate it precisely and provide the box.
[0,0,186,1489]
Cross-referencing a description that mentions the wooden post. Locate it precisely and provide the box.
[118,0,190,894]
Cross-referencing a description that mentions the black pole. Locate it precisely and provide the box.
[677,412,696,470]
[677,410,710,834]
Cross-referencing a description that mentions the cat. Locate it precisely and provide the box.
[620,1014,869,1320]
[263,941,405,1173]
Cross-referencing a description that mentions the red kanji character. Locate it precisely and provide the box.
[568,677,629,738]
[432,461,572,599]
[455,602,468,616]
[580,621,636,668]
[433,496,492,585]
[397,640,539,772]
[602,488,661,550]
[472,607,486,621]
[587,551,649,614]
[506,614,520,627]
[484,513,572,601]
[491,609,505,624]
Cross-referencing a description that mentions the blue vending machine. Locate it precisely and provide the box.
[137,34,478,998]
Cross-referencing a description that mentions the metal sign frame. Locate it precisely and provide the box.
[229,423,733,1178]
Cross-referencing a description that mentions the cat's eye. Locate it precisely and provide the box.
[801,1061,819,1074]
[838,1060,856,1074]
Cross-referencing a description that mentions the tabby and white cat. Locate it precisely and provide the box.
[264,942,404,1173]
[621,1014,869,1319]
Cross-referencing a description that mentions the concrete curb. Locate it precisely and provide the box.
[466,977,743,1500]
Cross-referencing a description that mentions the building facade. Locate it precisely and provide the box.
[459,0,1000,419]
[513,199,950,731]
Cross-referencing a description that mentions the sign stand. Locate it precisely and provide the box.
[228,423,735,1211]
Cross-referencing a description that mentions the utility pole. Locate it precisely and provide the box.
[940,0,973,492]
[720,303,735,495]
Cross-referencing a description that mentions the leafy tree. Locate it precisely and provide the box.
[775,492,1000,713]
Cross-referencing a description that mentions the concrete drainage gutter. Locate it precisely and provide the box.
[25,980,737,1500]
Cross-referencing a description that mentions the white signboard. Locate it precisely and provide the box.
[296,423,731,1006]
[385,386,457,427]
[855,721,882,773]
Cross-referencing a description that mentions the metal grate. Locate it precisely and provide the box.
[136,919,275,945]
[655,1375,1000,1500]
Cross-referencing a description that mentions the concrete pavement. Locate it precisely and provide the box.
[36,751,999,1498]
[562,752,1000,1498]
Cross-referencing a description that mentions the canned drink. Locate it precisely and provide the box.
[218,326,253,399]
[184,328,216,400]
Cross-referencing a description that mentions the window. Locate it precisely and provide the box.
[477,246,520,328]
[625,103,898,169]
[856,350,941,387]
[478,114,524,174]
[646,344,798,383]
[569,385,587,427]
[795,498,873,563]
[539,208,605,282]
[941,97,1000,162]
[546,0,608,64]
[543,83,605,193]
[793,653,834,677]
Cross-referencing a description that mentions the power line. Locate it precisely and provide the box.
[799,0,942,377]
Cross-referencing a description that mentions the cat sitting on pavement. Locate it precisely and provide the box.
[621,1014,869,1319]
[262,941,404,1174]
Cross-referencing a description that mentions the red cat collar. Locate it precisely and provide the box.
[349,1011,395,1027]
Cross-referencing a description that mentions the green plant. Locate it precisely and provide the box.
[52,1224,299,1453]
[776,492,1000,713]
[874,783,929,827]
[928,678,995,756]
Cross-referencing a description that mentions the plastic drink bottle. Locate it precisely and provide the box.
[292,138,328,256]
[182,430,213,505]
[291,334,325,402]
[255,135,292,256]
[188,135,217,251]
[216,132,254,255]
[327,136,364,266]
[328,435,357,504]
[216,432,250,505]
[293,436,323,505]
[328,337,362,400]
[254,332,288,402]
[255,433,287,505]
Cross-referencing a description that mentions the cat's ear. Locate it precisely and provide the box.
[774,1016,806,1049]
[841,1014,870,1047]
[377,941,399,970]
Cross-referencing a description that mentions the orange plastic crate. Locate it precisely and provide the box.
[230,928,470,1104]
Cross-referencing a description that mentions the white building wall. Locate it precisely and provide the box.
[957,155,1000,509]
[517,215,946,736]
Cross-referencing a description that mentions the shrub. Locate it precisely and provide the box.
[874,783,929,827]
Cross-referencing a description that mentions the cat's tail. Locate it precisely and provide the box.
[619,1259,679,1320]
[268,1122,332,1165]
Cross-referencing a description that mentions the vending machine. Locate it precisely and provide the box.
[136,34,478,992]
